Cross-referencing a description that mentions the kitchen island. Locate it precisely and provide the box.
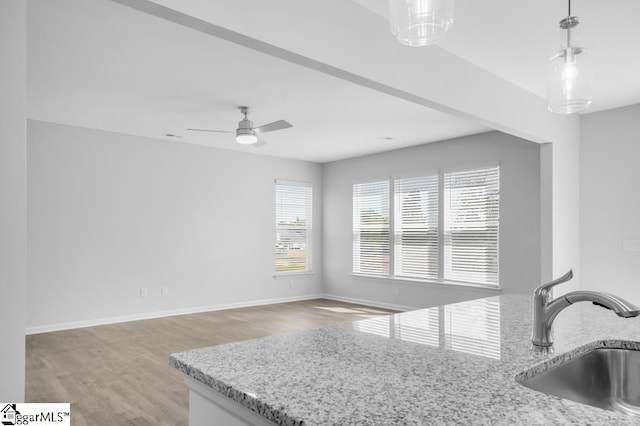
[170,295,640,425]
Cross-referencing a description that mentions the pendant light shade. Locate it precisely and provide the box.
[389,0,454,46]
[547,4,593,114]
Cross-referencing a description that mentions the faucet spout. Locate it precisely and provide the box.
[564,291,640,318]
[531,270,640,351]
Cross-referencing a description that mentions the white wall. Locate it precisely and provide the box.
[550,120,582,294]
[27,120,323,332]
[540,143,553,284]
[323,131,541,310]
[581,104,640,303]
[122,0,580,292]
[0,0,27,401]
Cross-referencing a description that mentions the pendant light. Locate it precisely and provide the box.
[389,0,454,46]
[547,0,592,114]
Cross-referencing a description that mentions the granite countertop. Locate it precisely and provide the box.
[170,295,640,425]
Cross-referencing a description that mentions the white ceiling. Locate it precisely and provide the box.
[27,0,640,163]
[353,0,640,113]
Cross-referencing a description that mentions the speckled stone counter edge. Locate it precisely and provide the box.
[170,355,305,426]
[515,339,640,382]
[172,339,640,424]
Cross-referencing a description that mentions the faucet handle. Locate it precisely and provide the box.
[533,269,573,297]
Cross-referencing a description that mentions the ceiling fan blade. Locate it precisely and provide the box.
[253,120,292,134]
[187,128,234,133]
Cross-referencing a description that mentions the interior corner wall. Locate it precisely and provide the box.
[540,143,553,284]
[0,0,27,401]
[549,116,581,295]
[322,131,541,310]
[27,120,323,331]
[581,104,640,303]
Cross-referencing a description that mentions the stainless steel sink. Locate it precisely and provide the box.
[519,348,640,415]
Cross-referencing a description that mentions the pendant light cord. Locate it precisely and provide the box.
[566,0,573,51]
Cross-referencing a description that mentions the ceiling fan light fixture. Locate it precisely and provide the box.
[235,107,258,144]
[188,106,291,147]
[547,1,593,114]
[389,0,454,46]
[236,128,258,145]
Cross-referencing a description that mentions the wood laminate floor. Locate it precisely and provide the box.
[26,299,396,426]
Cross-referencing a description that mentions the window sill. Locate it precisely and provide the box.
[273,271,314,278]
[350,273,502,291]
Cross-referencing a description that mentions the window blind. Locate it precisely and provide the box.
[353,180,390,276]
[394,175,439,280]
[275,181,312,274]
[443,166,500,286]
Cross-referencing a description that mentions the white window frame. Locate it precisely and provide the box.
[351,165,500,288]
[274,179,313,276]
[352,178,391,277]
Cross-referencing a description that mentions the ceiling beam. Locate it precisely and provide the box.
[111,0,577,145]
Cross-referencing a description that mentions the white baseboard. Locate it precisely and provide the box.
[25,293,416,335]
[25,294,324,335]
[321,294,414,312]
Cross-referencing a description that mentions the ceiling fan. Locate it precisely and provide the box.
[188,106,292,147]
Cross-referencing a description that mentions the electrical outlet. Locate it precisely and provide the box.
[289,281,296,289]
[161,287,168,296]
[140,287,148,297]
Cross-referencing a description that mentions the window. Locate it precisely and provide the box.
[444,167,500,285]
[275,180,312,274]
[353,180,390,276]
[352,165,500,287]
[394,175,439,280]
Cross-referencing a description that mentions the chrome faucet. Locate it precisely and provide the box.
[532,269,640,352]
